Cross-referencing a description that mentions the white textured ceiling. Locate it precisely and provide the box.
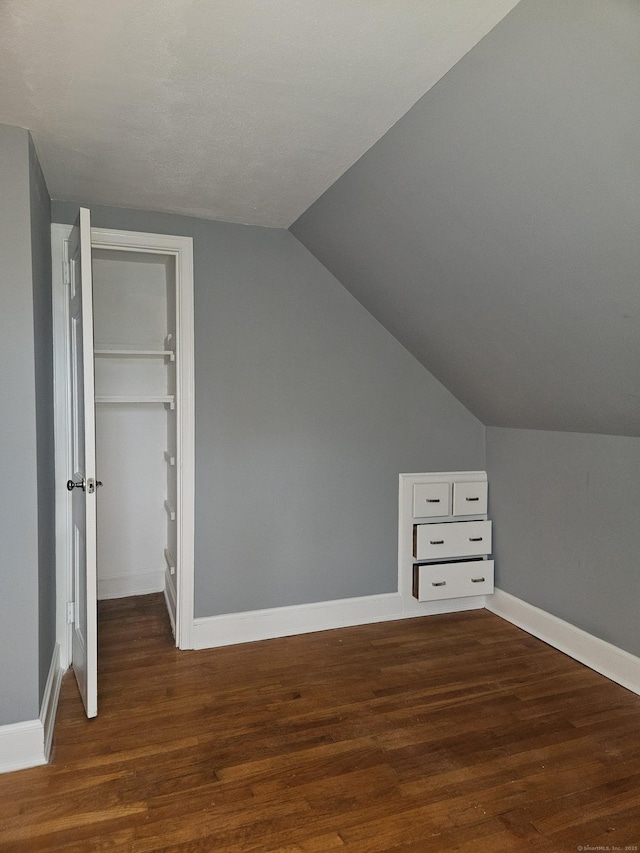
[0,0,520,227]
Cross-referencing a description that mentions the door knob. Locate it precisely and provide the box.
[67,478,85,491]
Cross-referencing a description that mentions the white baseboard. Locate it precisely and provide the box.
[193,591,486,650]
[40,643,64,761]
[0,720,45,774]
[487,588,640,696]
[97,570,165,600]
[0,643,66,774]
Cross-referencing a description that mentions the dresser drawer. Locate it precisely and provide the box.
[413,520,492,560]
[452,481,488,516]
[413,482,450,518]
[413,560,494,601]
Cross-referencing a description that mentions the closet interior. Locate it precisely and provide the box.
[91,248,178,630]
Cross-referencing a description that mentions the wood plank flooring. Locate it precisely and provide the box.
[1,595,640,851]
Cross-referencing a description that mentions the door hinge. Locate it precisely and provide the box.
[63,241,71,286]
[67,601,75,624]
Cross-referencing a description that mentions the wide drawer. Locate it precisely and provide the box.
[452,480,488,516]
[413,520,492,560]
[413,560,494,601]
[413,482,450,518]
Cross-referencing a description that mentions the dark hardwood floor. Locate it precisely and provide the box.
[1,594,640,851]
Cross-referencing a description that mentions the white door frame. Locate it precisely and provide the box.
[52,223,196,659]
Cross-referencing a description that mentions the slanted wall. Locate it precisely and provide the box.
[291,0,640,438]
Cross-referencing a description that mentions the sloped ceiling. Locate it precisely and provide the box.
[292,0,640,437]
[0,0,520,227]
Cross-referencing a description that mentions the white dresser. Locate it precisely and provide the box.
[409,471,494,602]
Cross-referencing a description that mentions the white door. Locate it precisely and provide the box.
[67,207,98,718]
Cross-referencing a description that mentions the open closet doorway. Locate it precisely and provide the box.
[52,210,195,719]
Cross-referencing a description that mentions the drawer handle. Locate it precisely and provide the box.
[471,577,485,583]
[430,539,445,545]
[432,581,447,587]
[426,498,441,503]
[469,536,483,542]
[465,497,480,502]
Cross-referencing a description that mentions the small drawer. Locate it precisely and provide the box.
[413,560,494,601]
[453,481,488,516]
[413,520,492,560]
[413,482,450,518]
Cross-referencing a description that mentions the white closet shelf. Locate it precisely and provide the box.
[95,395,175,406]
[94,348,175,361]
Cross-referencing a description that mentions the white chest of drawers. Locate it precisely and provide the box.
[402,471,494,604]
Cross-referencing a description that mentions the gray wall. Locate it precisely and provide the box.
[289,0,640,665]
[487,427,640,657]
[29,136,55,703]
[292,0,640,438]
[52,201,485,616]
[0,125,41,724]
